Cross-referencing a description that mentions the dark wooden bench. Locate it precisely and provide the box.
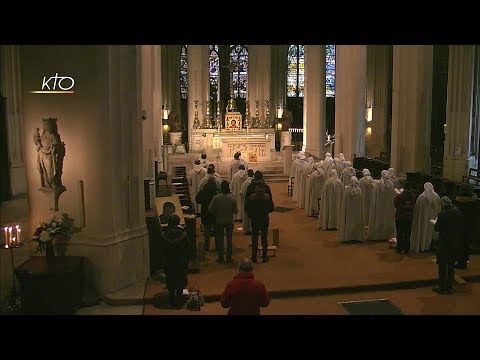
[462,168,480,186]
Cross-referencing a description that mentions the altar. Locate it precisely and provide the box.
[190,128,276,161]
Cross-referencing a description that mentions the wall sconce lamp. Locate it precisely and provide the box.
[277,106,283,120]
[276,105,284,131]
[163,123,170,133]
[365,107,372,122]
[366,127,372,136]
[163,105,169,121]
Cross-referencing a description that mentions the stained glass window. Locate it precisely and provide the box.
[287,45,305,97]
[180,45,188,99]
[229,45,248,98]
[209,45,219,102]
[326,45,336,97]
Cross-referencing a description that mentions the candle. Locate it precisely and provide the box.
[16,225,21,244]
[3,227,7,246]
[12,237,16,245]
[8,226,12,246]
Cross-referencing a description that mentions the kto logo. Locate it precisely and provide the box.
[30,73,75,94]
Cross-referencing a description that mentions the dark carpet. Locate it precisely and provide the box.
[338,298,404,315]
[274,206,295,213]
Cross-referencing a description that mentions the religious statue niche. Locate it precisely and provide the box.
[33,118,66,211]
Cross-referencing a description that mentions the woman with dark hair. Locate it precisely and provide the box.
[161,214,189,309]
[209,180,238,263]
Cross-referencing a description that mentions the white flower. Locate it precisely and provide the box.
[40,231,51,242]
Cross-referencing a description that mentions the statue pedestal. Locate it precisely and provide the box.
[280,131,292,149]
[39,186,66,212]
[283,145,295,176]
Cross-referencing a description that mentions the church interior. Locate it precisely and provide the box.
[1,45,480,315]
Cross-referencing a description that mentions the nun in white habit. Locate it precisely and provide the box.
[409,182,442,253]
[305,162,326,216]
[341,161,355,187]
[318,169,344,230]
[297,157,315,209]
[388,167,402,189]
[231,164,248,220]
[338,176,364,242]
[359,169,375,228]
[293,154,307,202]
[367,170,397,241]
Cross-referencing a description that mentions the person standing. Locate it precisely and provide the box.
[161,214,189,309]
[220,258,270,315]
[409,182,442,252]
[394,182,416,254]
[245,183,275,263]
[239,169,255,234]
[433,196,463,295]
[188,159,207,214]
[195,177,218,253]
[229,152,248,183]
[453,184,478,269]
[231,164,248,221]
[337,176,363,242]
[209,180,238,263]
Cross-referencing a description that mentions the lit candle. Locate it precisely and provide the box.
[16,225,21,244]
[8,226,12,246]
[12,237,16,245]
[3,227,7,246]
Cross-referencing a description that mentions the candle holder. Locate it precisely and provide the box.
[1,241,24,314]
[204,100,212,129]
[245,100,251,130]
[193,100,200,129]
[265,99,272,128]
[216,100,222,130]
[255,100,260,128]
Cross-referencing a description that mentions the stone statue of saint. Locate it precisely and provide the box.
[33,118,66,190]
[168,110,181,132]
[281,106,292,131]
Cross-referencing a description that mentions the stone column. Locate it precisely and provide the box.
[0,45,27,194]
[141,45,163,177]
[443,45,475,181]
[187,46,209,138]
[391,45,434,175]
[271,45,288,115]
[248,45,272,127]
[303,45,326,159]
[365,45,391,159]
[334,45,367,160]
[20,45,149,295]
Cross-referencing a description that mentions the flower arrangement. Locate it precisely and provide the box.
[32,213,81,253]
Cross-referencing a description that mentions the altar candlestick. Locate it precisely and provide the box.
[8,227,12,245]
[4,227,7,246]
[16,225,21,244]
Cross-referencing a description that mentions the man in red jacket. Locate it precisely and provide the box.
[220,258,270,315]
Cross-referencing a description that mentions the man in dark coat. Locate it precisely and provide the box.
[453,184,479,269]
[245,170,273,203]
[245,182,275,263]
[393,182,416,254]
[220,258,270,315]
[195,176,218,253]
[433,196,463,295]
[208,180,238,263]
[161,214,189,309]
